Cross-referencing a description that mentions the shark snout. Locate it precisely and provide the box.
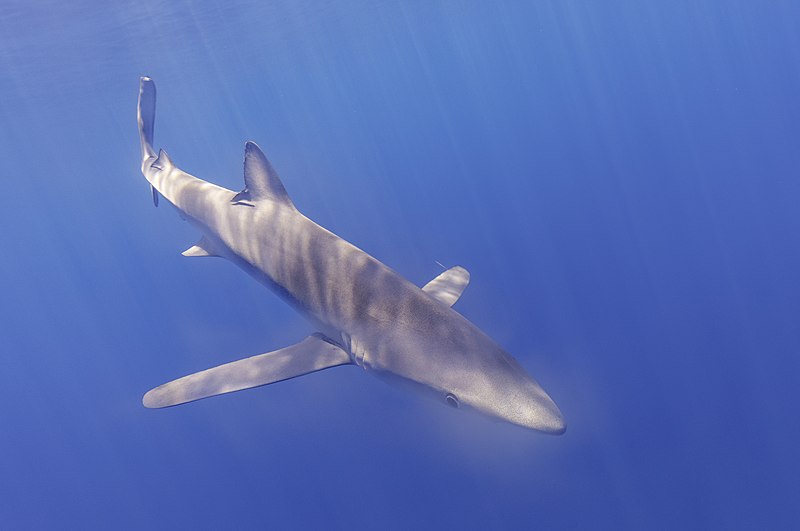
[445,352,567,434]
[526,393,566,434]
[498,374,566,434]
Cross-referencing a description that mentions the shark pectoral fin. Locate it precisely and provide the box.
[142,334,352,408]
[182,236,220,258]
[422,265,470,307]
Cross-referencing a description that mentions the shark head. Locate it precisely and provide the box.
[466,352,566,434]
[430,344,566,434]
[359,308,566,434]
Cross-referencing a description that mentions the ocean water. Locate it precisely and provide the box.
[1,1,798,529]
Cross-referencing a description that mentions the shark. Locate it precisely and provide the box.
[137,77,566,434]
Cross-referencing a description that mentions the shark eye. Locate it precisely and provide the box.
[445,393,459,408]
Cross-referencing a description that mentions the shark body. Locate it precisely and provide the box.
[138,78,565,434]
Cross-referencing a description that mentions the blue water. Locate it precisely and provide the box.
[1,1,798,529]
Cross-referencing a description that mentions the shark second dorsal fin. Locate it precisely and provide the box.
[151,149,173,172]
[234,141,295,208]
[182,235,220,258]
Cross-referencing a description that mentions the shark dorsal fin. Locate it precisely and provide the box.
[234,141,295,208]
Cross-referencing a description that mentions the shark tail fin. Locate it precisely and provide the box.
[138,77,156,169]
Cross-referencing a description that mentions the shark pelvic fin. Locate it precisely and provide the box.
[422,266,470,307]
[143,334,352,408]
[234,141,295,208]
[182,236,220,258]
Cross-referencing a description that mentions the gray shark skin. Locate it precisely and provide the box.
[137,77,565,434]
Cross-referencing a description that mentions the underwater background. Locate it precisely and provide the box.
[0,1,798,529]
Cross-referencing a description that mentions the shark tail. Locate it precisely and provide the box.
[138,77,163,206]
[137,77,157,171]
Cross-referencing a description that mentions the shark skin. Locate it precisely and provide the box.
[137,77,565,434]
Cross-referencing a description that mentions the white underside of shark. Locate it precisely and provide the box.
[137,77,565,434]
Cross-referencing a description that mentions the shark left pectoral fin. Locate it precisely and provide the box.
[142,334,352,408]
[422,266,470,307]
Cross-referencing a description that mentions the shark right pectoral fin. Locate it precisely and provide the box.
[422,266,470,307]
[143,334,352,408]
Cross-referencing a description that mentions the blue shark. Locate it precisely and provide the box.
[138,77,565,434]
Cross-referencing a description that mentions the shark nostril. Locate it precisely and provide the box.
[445,393,459,408]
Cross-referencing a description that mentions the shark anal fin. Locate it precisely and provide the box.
[150,185,159,207]
[182,236,220,258]
[143,334,352,408]
[422,266,470,307]
[234,141,295,208]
